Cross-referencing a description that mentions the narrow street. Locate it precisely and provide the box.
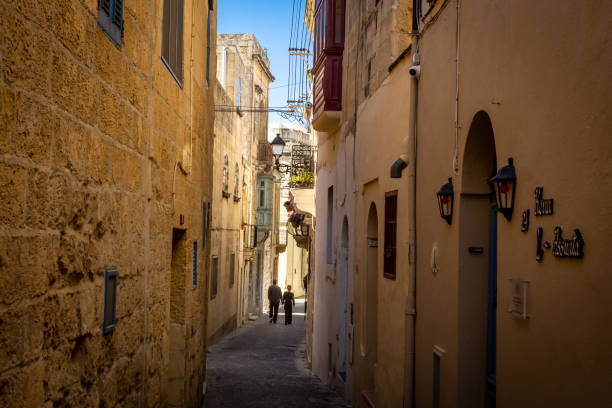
[204,299,348,408]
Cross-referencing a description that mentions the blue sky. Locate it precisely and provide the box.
[218,0,296,125]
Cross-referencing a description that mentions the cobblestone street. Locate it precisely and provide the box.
[204,299,349,407]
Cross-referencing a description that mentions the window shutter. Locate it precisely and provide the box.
[101,0,111,14]
[98,0,123,48]
[98,0,112,33]
[177,0,184,83]
[113,0,123,28]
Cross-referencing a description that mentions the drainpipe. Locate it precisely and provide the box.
[404,1,420,407]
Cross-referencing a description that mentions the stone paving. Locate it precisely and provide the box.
[203,299,350,408]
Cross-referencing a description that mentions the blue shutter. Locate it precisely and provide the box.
[98,0,123,48]
[113,0,123,28]
[193,240,198,289]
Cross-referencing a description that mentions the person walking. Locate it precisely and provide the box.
[282,285,295,325]
[267,280,282,323]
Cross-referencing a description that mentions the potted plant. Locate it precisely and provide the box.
[288,213,304,228]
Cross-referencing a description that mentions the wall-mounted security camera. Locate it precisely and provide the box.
[409,65,421,78]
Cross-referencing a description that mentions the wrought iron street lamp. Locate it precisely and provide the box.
[271,134,285,162]
[436,178,454,225]
[489,157,517,221]
[270,134,291,173]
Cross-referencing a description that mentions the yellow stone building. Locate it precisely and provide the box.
[0,0,216,406]
[207,34,274,342]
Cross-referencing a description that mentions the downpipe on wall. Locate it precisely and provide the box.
[403,50,418,408]
[390,38,419,408]
[404,1,420,406]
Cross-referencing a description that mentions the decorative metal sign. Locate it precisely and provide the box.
[534,187,554,216]
[521,209,530,232]
[536,227,544,262]
[552,227,584,258]
[508,278,529,320]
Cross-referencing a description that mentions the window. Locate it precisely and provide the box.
[234,163,240,198]
[229,253,235,288]
[314,0,345,61]
[192,239,198,289]
[334,0,344,43]
[237,76,242,110]
[326,186,334,264]
[254,110,259,140]
[384,190,398,279]
[103,268,118,335]
[202,202,207,248]
[206,9,211,87]
[211,257,218,299]
[98,0,123,48]
[221,47,227,88]
[222,154,229,195]
[162,0,184,85]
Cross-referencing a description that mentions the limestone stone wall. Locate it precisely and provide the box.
[0,0,216,406]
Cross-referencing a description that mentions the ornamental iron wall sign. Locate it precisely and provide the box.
[552,227,584,258]
[536,226,544,262]
[534,187,554,216]
[521,209,530,232]
[290,144,315,189]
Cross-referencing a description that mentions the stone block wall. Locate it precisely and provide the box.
[0,0,216,406]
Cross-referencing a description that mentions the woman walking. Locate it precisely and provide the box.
[282,285,296,325]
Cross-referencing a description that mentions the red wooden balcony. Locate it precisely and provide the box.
[312,0,344,132]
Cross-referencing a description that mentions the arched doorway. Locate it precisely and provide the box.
[364,203,378,394]
[459,111,497,408]
[337,217,349,381]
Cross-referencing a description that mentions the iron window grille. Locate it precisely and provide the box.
[97,0,123,48]
[161,0,184,86]
[103,268,118,335]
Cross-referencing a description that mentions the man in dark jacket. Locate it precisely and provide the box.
[267,280,282,323]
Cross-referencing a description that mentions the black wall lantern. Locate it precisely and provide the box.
[270,134,285,163]
[489,157,517,221]
[436,178,454,225]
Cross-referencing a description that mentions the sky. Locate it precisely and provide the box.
[218,0,305,133]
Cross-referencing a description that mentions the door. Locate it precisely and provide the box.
[485,196,497,407]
